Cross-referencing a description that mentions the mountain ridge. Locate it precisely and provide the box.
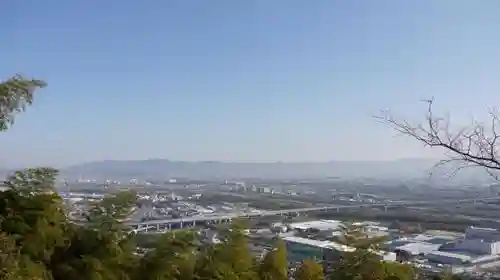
[60,158,442,180]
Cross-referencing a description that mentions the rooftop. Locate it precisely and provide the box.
[282,236,354,252]
[288,220,342,231]
[411,234,457,242]
[426,237,455,244]
[387,234,459,255]
[468,226,498,232]
[427,250,474,262]
[390,234,457,245]
[394,242,441,255]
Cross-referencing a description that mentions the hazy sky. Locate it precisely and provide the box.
[2,0,500,167]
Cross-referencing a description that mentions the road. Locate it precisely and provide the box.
[127,196,500,227]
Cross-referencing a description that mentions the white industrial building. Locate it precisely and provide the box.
[426,251,500,266]
[283,236,396,264]
[451,238,500,255]
[389,227,500,271]
[288,220,343,231]
[426,227,500,266]
[288,220,389,236]
[466,226,500,242]
[450,227,500,255]
[388,234,458,259]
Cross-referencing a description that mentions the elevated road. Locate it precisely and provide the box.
[127,196,500,228]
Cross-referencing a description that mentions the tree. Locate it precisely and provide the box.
[49,191,138,280]
[433,269,462,280]
[0,75,55,280]
[137,230,197,280]
[4,167,59,194]
[337,222,387,251]
[258,239,287,280]
[85,190,137,234]
[0,169,68,277]
[220,220,257,280]
[382,262,415,280]
[294,259,324,280]
[194,245,239,280]
[0,75,46,131]
[194,246,226,280]
[332,222,413,280]
[0,232,21,280]
[377,99,500,179]
[195,220,257,280]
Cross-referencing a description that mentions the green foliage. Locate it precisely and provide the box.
[0,74,46,131]
[382,262,415,280]
[49,191,139,280]
[0,170,67,268]
[194,220,258,280]
[294,259,325,280]
[433,270,463,280]
[137,230,197,280]
[258,240,288,280]
[4,167,59,194]
[0,232,21,280]
[331,222,413,280]
[86,190,137,235]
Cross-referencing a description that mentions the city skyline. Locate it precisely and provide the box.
[3,0,500,167]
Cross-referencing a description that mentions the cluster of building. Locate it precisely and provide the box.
[137,192,196,202]
[232,184,277,194]
[275,220,393,271]
[271,219,500,276]
[135,200,264,224]
[389,226,500,274]
[60,192,106,205]
[226,181,304,196]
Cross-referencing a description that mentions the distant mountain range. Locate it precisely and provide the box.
[58,158,450,181]
[0,158,494,183]
[0,159,491,184]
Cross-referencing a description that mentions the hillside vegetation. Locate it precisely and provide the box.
[0,177,416,280]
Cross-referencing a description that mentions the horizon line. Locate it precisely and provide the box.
[74,157,442,165]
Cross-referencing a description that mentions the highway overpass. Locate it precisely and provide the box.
[127,196,500,232]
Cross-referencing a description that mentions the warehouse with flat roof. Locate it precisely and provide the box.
[288,220,343,231]
[283,236,396,263]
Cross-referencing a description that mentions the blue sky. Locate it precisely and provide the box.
[2,0,500,167]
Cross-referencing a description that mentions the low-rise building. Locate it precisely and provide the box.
[282,236,396,274]
[389,227,500,274]
[387,234,458,261]
[288,220,343,232]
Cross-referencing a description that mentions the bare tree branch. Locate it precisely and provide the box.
[375,99,500,180]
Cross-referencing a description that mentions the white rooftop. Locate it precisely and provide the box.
[282,236,355,252]
[468,226,498,232]
[394,242,441,255]
[426,251,473,262]
[283,236,397,260]
[412,234,456,242]
[393,234,457,244]
[288,219,342,231]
